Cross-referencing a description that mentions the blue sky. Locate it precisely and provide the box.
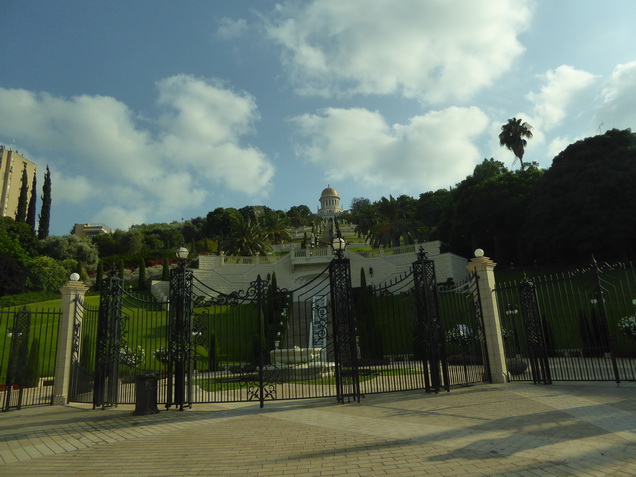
[1,1,636,236]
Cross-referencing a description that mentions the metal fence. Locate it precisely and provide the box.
[496,261,636,382]
[1,306,60,411]
[439,274,490,386]
[68,295,100,404]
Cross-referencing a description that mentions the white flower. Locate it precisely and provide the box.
[618,316,636,341]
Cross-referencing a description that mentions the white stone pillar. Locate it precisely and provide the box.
[53,276,89,405]
[466,250,508,383]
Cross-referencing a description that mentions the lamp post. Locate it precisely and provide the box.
[169,245,190,410]
[329,235,360,403]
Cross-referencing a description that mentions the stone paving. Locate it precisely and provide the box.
[1,382,635,476]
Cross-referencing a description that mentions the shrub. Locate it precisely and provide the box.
[26,256,68,293]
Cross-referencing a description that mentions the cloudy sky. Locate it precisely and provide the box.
[1,1,635,235]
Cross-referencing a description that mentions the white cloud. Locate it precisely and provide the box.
[527,65,598,130]
[265,0,532,103]
[546,136,572,159]
[53,172,94,205]
[217,17,248,39]
[156,75,274,196]
[93,205,149,231]
[0,76,274,229]
[597,61,636,131]
[293,106,489,193]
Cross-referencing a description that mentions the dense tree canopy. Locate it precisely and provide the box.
[439,159,543,265]
[524,128,636,263]
[37,235,100,267]
[286,205,313,227]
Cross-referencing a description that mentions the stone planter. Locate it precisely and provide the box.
[506,358,528,376]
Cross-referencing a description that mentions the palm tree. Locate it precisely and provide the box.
[368,195,416,248]
[222,215,271,256]
[261,212,291,245]
[499,118,533,170]
[353,204,379,241]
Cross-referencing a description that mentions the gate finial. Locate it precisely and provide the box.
[417,245,428,261]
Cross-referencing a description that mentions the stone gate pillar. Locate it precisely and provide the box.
[466,249,508,383]
[53,274,89,405]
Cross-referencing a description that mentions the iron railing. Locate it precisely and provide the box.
[495,261,636,382]
[1,306,60,411]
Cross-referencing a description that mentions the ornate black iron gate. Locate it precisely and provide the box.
[438,271,490,386]
[413,249,449,392]
[496,260,636,382]
[183,266,335,407]
[93,274,126,408]
[81,248,492,409]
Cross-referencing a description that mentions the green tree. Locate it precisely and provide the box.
[0,251,27,295]
[222,215,271,256]
[352,203,379,240]
[286,205,314,227]
[368,195,416,248]
[37,235,99,267]
[261,210,291,245]
[15,166,29,223]
[1,216,38,256]
[438,159,542,265]
[499,118,533,170]
[414,189,451,241]
[75,260,88,282]
[37,166,52,240]
[138,258,146,291]
[118,258,126,280]
[95,260,104,291]
[92,232,118,257]
[205,207,241,243]
[26,172,37,234]
[524,128,636,263]
[162,259,170,281]
[26,256,68,292]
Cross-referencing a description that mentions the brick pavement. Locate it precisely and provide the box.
[1,382,635,476]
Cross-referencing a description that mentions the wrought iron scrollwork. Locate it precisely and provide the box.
[412,253,449,393]
[2,307,32,411]
[94,275,126,409]
[330,255,361,403]
[519,278,552,384]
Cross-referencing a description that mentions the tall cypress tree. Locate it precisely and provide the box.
[26,171,37,235]
[37,166,52,240]
[95,260,103,291]
[137,258,146,291]
[15,166,29,223]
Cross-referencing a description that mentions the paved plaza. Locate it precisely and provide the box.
[1,382,635,476]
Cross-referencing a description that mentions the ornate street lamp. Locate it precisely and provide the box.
[176,245,189,264]
[331,236,346,259]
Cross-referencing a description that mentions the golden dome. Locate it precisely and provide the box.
[320,185,339,198]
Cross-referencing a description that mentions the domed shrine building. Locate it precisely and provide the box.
[317,185,344,220]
